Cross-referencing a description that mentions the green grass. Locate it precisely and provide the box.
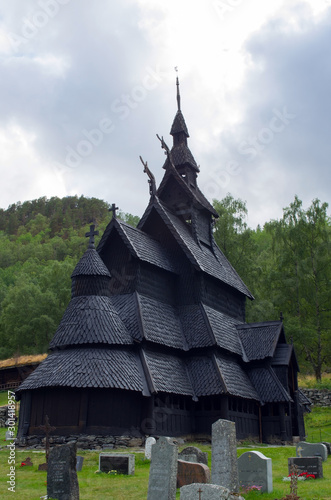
[0,391,10,407]
[0,397,330,499]
[298,373,331,390]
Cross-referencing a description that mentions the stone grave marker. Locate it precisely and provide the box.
[145,437,156,460]
[296,441,328,461]
[238,451,272,493]
[5,430,13,440]
[99,453,135,474]
[211,419,239,493]
[322,442,331,455]
[47,442,79,500]
[178,446,208,465]
[76,456,84,472]
[288,456,323,478]
[147,436,178,500]
[180,483,245,500]
[177,459,210,488]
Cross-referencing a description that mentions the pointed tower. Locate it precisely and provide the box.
[16,81,307,445]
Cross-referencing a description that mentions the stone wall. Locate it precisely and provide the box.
[17,434,144,450]
[0,406,8,427]
[300,388,331,407]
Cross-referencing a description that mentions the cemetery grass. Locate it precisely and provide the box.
[0,406,330,499]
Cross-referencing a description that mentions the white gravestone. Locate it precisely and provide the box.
[147,436,178,500]
[238,451,273,493]
[145,437,156,460]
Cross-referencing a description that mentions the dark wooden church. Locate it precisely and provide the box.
[17,80,308,443]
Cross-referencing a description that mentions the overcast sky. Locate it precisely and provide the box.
[0,0,330,228]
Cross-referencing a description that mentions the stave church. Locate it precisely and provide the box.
[16,80,309,443]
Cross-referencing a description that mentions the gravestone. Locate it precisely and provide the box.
[76,456,84,472]
[47,443,79,500]
[5,430,13,440]
[296,441,328,461]
[238,451,272,493]
[99,453,135,474]
[178,446,208,465]
[322,442,331,455]
[147,436,178,500]
[180,483,245,500]
[145,437,156,460]
[211,419,239,493]
[177,459,210,488]
[288,457,323,478]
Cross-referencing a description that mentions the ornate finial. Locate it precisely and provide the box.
[156,134,170,155]
[176,72,181,111]
[85,224,99,248]
[109,203,119,219]
[140,156,156,196]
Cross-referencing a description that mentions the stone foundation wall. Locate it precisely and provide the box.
[0,406,8,427]
[18,434,145,450]
[300,388,331,407]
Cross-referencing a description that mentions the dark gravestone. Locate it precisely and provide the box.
[76,456,84,472]
[288,457,323,478]
[177,459,210,488]
[178,446,208,465]
[99,453,135,474]
[47,443,79,500]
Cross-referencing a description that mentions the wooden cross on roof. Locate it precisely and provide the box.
[85,224,99,248]
[109,203,119,219]
[38,414,56,463]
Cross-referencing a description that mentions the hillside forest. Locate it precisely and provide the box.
[0,194,330,381]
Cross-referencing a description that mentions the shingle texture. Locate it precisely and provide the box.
[179,305,213,348]
[144,349,193,395]
[170,110,189,136]
[155,200,253,298]
[168,144,199,171]
[138,294,185,349]
[71,248,111,277]
[203,305,242,355]
[16,348,144,392]
[215,354,260,400]
[187,357,224,396]
[49,296,133,348]
[237,322,282,361]
[247,366,292,403]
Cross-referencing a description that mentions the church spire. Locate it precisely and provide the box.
[176,76,181,111]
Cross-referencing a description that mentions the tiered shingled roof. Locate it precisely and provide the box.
[17,82,295,410]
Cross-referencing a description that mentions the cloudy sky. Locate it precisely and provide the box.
[0,0,330,228]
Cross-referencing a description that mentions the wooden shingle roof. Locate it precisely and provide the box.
[247,366,292,403]
[71,248,110,277]
[139,198,253,298]
[49,296,133,348]
[237,321,283,362]
[16,348,144,392]
[97,218,177,273]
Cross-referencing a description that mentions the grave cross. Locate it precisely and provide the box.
[85,224,99,248]
[198,487,202,500]
[109,203,119,219]
[38,415,56,463]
